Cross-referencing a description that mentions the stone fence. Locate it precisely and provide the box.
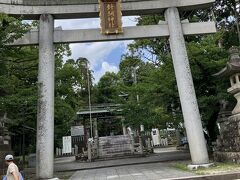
[55,146,79,157]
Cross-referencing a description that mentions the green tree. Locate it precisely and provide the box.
[96,72,120,103]
[55,57,94,146]
[116,6,234,141]
[0,14,96,151]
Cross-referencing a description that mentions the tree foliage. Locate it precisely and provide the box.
[0,15,94,151]
[96,3,239,142]
[1,0,240,153]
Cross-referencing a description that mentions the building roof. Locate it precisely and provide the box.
[77,109,109,115]
[76,104,122,116]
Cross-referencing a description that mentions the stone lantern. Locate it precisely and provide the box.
[214,47,240,163]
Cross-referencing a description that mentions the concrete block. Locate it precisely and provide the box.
[187,163,214,170]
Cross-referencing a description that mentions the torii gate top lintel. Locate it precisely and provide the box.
[0,0,214,20]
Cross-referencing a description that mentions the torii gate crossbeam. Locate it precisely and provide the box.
[13,22,216,45]
[0,0,214,19]
[1,0,215,179]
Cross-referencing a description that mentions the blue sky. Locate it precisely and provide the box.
[55,17,137,83]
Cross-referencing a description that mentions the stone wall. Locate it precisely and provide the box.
[214,114,240,163]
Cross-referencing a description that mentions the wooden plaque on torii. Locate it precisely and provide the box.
[99,0,123,34]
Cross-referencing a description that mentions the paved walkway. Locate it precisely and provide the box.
[69,162,196,180]
[54,147,193,179]
[55,150,190,172]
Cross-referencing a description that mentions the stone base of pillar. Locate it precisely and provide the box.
[187,163,214,170]
[214,114,240,164]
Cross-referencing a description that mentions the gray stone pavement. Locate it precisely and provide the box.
[69,162,196,180]
[54,148,193,180]
[55,149,190,172]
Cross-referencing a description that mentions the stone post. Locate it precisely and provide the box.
[87,141,92,162]
[93,118,98,138]
[165,8,209,165]
[59,148,61,157]
[36,14,55,179]
[122,118,127,135]
[138,130,144,155]
[139,134,143,155]
[130,133,135,154]
[176,130,181,146]
[74,144,79,156]
[56,148,58,157]
[93,118,99,157]
[147,138,152,152]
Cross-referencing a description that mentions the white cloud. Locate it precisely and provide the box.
[55,18,100,30]
[69,40,132,83]
[94,62,119,83]
[55,16,138,82]
[70,41,120,69]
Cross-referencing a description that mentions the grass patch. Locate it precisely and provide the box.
[172,162,190,172]
[171,162,240,175]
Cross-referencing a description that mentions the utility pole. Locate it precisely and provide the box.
[133,66,139,102]
[86,63,93,138]
[132,66,143,154]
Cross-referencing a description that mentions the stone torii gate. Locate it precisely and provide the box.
[0,0,216,179]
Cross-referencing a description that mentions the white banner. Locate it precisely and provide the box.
[62,136,72,154]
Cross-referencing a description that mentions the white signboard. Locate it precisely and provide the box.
[71,126,84,136]
[62,136,72,154]
[151,128,160,146]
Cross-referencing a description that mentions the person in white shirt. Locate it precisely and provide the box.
[4,155,20,180]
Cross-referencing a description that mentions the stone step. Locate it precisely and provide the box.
[99,148,132,153]
[99,142,131,146]
[99,151,132,156]
[99,143,131,145]
[98,135,132,158]
[99,139,131,143]
[99,144,131,148]
[99,146,131,150]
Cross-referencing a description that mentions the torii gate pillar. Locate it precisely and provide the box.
[165,8,209,165]
[36,14,55,179]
